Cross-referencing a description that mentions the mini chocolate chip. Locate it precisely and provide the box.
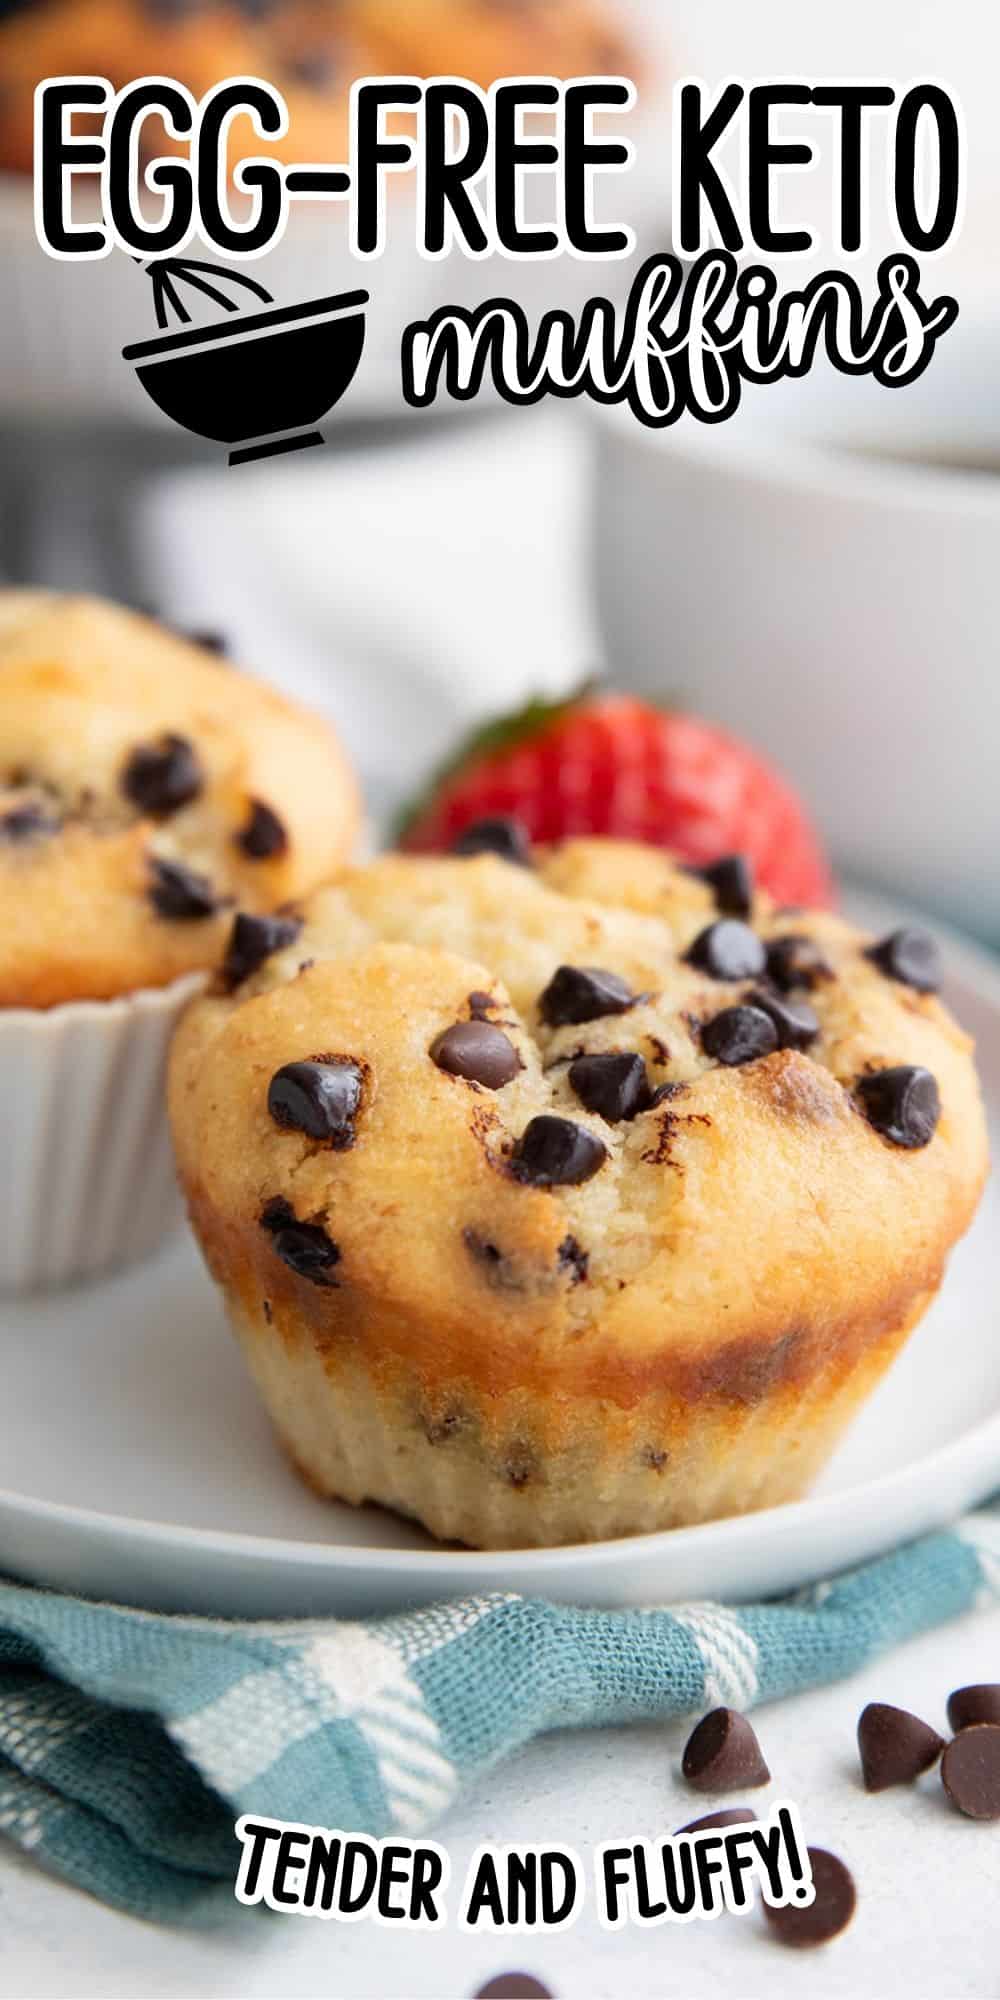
[468,989,497,1019]
[748,987,820,1051]
[641,1444,669,1471]
[223,910,302,987]
[681,1708,771,1792]
[475,1977,552,2000]
[504,1442,536,1489]
[287,48,337,86]
[685,920,767,982]
[676,1806,759,1835]
[702,1003,778,1066]
[1,802,56,841]
[238,800,288,859]
[148,856,217,919]
[857,1702,944,1791]
[122,732,202,817]
[259,1196,340,1286]
[557,1233,588,1283]
[185,627,228,655]
[692,853,754,918]
[763,1849,856,1948]
[431,1021,522,1089]
[509,1115,607,1187]
[422,1409,463,1446]
[941,1725,1000,1820]
[765,933,833,991]
[947,1685,1000,1732]
[866,926,943,995]
[856,1065,940,1148]
[568,1051,650,1121]
[463,1229,519,1291]
[451,816,532,865]
[267,1059,363,1147]
[539,964,637,1026]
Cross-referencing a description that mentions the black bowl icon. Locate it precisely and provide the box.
[123,289,369,464]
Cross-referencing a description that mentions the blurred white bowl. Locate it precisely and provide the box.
[593,310,1000,942]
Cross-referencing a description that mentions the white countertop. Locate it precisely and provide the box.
[2,1602,998,1999]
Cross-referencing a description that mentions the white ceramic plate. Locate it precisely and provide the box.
[1,889,997,1619]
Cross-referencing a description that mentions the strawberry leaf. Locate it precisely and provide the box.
[392,677,598,843]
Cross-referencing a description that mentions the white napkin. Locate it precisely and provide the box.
[136,411,601,829]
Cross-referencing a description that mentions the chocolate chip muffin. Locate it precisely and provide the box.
[0,591,358,1006]
[170,833,987,1547]
[0,590,358,1292]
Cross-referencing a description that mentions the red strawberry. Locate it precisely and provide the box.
[397,690,833,907]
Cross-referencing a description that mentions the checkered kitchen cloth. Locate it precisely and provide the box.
[0,1505,999,1924]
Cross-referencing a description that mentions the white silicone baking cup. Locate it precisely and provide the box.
[0,973,204,1295]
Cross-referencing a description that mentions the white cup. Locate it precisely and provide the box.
[592,309,1000,941]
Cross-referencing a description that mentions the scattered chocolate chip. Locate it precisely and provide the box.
[692,853,754,919]
[539,964,637,1026]
[262,1299,273,1324]
[287,49,338,86]
[857,1702,944,1791]
[641,1444,669,1471]
[185,627,228,655]
[947,1684,1000,1733]
[1,802,56,841]
[748,987,820,1051]
[686,920,767,982]
[237,799,288,859]
[148,856,217,920]
[474,1977,552,2000]
[762,1849,856,1948]
[856,1065,940,1149]
[941,1725,1000,1820]
[557,1233,588,1284]
[451,816,531,865]
[649,1080,686,1107]
[462,1229,518,1290]
[568,1051,650,1121]
[223,910,302,986]
[259,1196,340,1286]
[866,927,943,995]
[267,1059,363,1147]
[122,732,202,817]
[509,1115,607,1187]
[681,1707,771,1792]
[702,1003,778,1067]
[431,1021,522,1089]
[675,1806,759,1835]
[422,1409,464,1446]
[765,934,833,992]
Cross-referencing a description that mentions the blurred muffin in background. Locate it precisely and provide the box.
[0,0,639,177]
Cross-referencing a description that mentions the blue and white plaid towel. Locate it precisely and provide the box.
[1,1505,999,1925]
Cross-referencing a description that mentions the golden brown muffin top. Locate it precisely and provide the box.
[0,591,359,1007]
[170,839,988,1397]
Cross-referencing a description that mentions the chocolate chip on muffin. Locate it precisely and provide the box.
[237,799,288,860]
[866,927,943,995]
[122,732,202,818]
[568,1051,651,1120]
[765,933,833,991]
[431,1021,522,1088]
[558,1233,589,1284]
[267,1058,363,1147]
[747,987,820,1051]
[856,1065,940,1148]
[539,964,637,1026]
[148,856,218,920]
[1,800,57,841]
[223,910,302,987]
[702,1003,778,1067]
[260,1196,340,1286]
[686,920,767,982]
[451,816,532,865]
[509,1115,608,1186]
[691,853,754,918]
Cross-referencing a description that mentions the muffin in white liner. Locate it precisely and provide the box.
[0,590,359,1292]
[0,975,202,1293]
